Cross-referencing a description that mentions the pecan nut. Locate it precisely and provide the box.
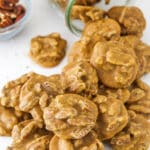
[0,10,13,27]
[13,4,25,23]
[0,0,18,10]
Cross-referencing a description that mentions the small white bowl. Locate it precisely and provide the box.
[0,0,31,40]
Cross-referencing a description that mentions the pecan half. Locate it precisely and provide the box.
[0,10,13,27]
[0,0,18,10]
[13,4,25,23]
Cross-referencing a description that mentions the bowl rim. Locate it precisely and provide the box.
[0,0,31,33]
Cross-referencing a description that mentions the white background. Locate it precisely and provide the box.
[0,0,150,149]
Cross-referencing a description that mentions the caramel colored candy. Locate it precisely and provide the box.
[61,61,99,97]
[19,73,64,122]
[29,33,67,68]
[94,95,128,140]
[135,41,150,77]
[90,41,138,88]
[0,105,18,136]
[50,132,104,150]
[82,19,121,40]
[44,94,98,139]
[116,36,150,78]
[108,6,146,37]
[111,113,150,150]
[72,5,105,23]
[0,72,34,109]
[68,35,105,63]
[127,79,150,119]
[8,119,53,150]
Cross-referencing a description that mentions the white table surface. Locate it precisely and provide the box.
[0,0,150,149]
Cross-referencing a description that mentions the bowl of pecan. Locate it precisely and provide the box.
[0,0,31,40]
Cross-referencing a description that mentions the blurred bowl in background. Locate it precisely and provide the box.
[0,0,31,40]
